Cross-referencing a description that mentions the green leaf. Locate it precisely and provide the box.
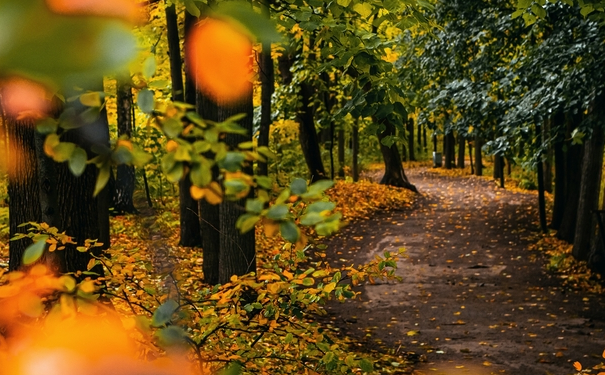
[152,300,179,327]
[94,165,111,197]
[300,212,324,226]
[359,358,374,373]
[184,0,201,17]
[302,277,314,286]
[190,161,212,187]
[137,89,155,114]
[280,220,300,243]
[267,204,289,220]
[36,118,58,135]
[511,9,524,19]
[68,147,87,176]
[290,178,307,195]
[52,142,76,162]
[531,4,547,18]
[307,201,336,213]
[517,0,532,8]
[236,214,260,233]
[246,198,264,214]
[337,0,352,7]
[142,55,156,80]
[215,2,282,43]
[23,235,49,265]
[79,92,102,107]
[218,152,245,172]
[156,326,188,348]
[353,3,373,18]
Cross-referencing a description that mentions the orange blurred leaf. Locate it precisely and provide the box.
[185,18,253,104]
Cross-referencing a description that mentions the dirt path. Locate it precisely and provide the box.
[324,168,605,375]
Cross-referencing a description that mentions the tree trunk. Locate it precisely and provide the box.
[493,154,502,180]
[197,83,221,285]
[113,77,137,214]
[417,120,422,154]
[337,127,345,178]
[536,121,548,232]
[377,120,417,192]
[457,133,465,168]
[423,124,427,151]
[474,136,482,176]
[166,3,184,103]
[218,89,256,284]
[57,98,110,276]
[7,117,41,271]
[299,79,326,182]
[257,0,273,177]
[543,119,553,193]
[407,118,415,161]
[352,118,359,182]
[572,122,605,260]
[557,116,585,243]
[178,11,202,247]
[444,132,455,169]
[468,139,474,175]
[550,111,567,230]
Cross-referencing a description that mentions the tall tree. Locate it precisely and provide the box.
[258,0,274,177]
[217,91,256,284]
[113,77,137,214]
[166,3,202,247]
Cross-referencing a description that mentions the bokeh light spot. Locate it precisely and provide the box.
[185,18,253,104]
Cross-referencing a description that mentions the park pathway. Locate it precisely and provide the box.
[324,168,605,375]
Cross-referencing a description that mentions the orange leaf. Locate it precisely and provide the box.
[573,361,582,371]
[185,18,253,103]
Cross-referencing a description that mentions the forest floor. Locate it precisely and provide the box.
[323,167,605,375]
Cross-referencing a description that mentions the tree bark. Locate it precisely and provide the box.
[196,83,221,285]
[257,0,273,177]
[299,80,326,182]
[417,120,422,154]
[7,117,41,271]
[557,115,585,243]
[113,77,136,214]
[218,88,256,284]
[543,118,553,193]
[407,118,415,161]
[177,11,202,247]
[377,120,417,192]
[352,118,359,182]
[457,133,465,168]
[468,139,474,175]
[550,111,567,229]
[474,136,482,176]
[337,127,345,178]
[536,121,548,232]
[444,132,455,169]
[57,98,111,276]
[572,124,605,260]
[166,3,184,103]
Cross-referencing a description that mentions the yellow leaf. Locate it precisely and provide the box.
[267,283,281,294]
[282,270,293,280]
[79,280,95,294]
[406,330,419,336]
[323,282,336,293]
[190,185,205,200]
[166,140,178,152]
[259,274,280,281]
[205,182,223,205]
[263,219,280,237]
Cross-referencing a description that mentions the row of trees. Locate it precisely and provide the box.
[399,0,605,271]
